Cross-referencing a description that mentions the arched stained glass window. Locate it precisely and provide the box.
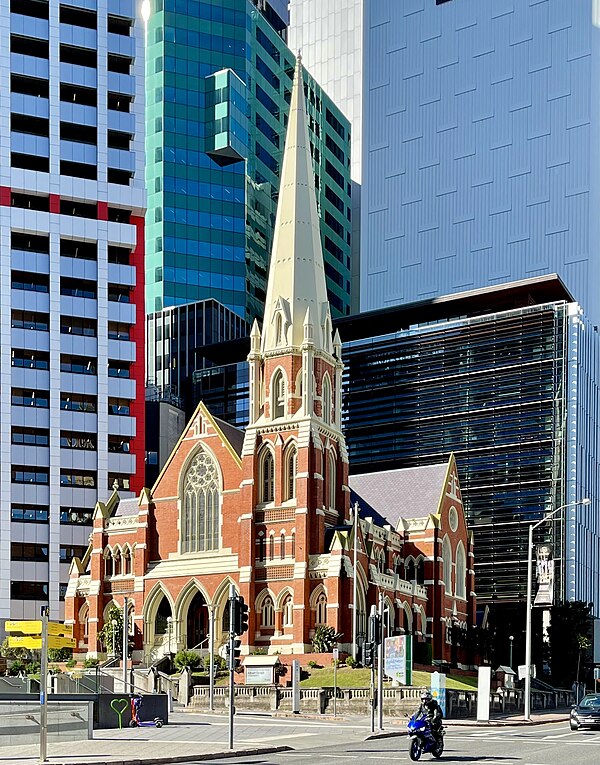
[181,448,220,553]
[315,591,327,625]
[285,445,297,500]
[272,370,285,419]
[261,449,274,502]
[322,375,332,425]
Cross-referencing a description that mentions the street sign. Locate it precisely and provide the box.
[5,620,73,637]
[5,620,43,634]
[8,634,75,650]
[8,636,43,650]
[48,623,73,638]
[48,635,76,649]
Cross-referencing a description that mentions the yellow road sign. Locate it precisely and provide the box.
[8,636,42,649]
[5,620,73,637]
[5,620,42,634]
[48,622,73,638]
[48,635,76,649]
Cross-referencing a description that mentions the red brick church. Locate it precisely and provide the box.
[66,57,475,668]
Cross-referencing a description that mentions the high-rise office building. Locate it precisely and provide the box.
[0,0,146,621]
[290,0,600,322]
[145,0,353,322]
[288,0,363,313]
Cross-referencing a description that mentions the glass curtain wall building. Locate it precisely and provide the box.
[0,0,146,622]
[290,1,600,324]
[145,0,352,321]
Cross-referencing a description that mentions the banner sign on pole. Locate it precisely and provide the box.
[383,635,412,685]
[430,671,446,716]
[477,666,491,722]
[533,543,554,607]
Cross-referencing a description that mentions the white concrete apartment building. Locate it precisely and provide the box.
[0,0,146,623]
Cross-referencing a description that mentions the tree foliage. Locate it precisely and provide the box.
[174,650,202,671]
[311,625,343,653]
[547,600,593,687]
[98,604,125,654]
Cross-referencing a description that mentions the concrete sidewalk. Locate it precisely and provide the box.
[0,711,363,765]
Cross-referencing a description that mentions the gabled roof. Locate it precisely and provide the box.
[213,415,244,456]
[150,400,243,494]
[349,462,450,528]
[113,497,139,517]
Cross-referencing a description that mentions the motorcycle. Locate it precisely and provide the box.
[407,711,444,761]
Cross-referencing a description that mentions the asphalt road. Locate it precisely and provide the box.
[192,722,600,765]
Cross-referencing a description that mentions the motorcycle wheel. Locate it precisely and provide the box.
[409,738,423,761]
[432,738,444,758]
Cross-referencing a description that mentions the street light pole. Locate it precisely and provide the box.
[509,635,514,670]
[352,502,359,661]
[524,498,590,720]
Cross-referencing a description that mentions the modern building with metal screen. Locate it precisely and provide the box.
[144,0,352,321]
[341,284,600,621]
[146,298,248,401]
[0,0,146,623]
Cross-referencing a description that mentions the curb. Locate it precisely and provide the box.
[33,745,293,765]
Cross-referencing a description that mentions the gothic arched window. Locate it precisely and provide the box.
[455,542,466,599]
[285,445,297,500]
[282,595,293,627]
[269,534,275,560]
[181,447,220,553]
[327,451,336,509]
[315,591,327,625]
[262,596,275,628]
[291,531,296,558]
[322,375,332,425]
[261,449,275,502]
[272,369,285,419]
[280,532,285,559]
[442,536,453,594]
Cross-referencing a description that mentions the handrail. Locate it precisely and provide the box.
[96,666,154,696]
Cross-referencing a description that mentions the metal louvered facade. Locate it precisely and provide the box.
[342,301,600,610]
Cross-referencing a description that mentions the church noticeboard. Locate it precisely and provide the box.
[245,665,275,685]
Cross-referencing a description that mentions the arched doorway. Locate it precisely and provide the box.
[186,590,208,649]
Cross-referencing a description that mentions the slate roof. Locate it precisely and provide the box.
[349,462,449,529]
[113,496,139,517]
[213,416,245,456]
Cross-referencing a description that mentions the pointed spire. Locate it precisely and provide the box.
[250,319,261,353]
[261,54,333,356]
[333,328,342,358]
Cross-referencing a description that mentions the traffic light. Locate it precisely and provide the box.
[227,638,242,670]
[233,595,249,635]
[363,641,375,667]
[368,612,381,645]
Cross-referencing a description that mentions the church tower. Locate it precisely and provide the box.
[239,56,349,652]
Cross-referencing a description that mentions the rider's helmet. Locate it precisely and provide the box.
[420,691,433,703]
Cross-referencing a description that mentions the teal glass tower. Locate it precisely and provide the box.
[145,0,352,321]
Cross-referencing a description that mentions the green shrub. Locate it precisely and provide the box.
[7,659,27,676]
[65,658,77,669]
[83,658,100,668]
[174,650,201,671]
[25,661,41,675]
[48,647,73,662]
[307,660,320,669]
[203,655,226,672]
[345,656,357,668]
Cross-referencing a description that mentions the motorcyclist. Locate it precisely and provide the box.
[418,690,443,738]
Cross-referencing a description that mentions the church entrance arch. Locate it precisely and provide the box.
[186,590,208,649]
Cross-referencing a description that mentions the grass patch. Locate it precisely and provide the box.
[298,666,478,691]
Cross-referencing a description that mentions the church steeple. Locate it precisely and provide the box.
[261,54,333,356]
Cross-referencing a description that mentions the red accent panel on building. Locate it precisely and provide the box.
[0,187,11,207]
[97,201,108,221]
[129,215,146,494]
[49,194,60,214]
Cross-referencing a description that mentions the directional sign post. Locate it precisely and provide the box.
[5,614,74,764]
[40,606,49,764]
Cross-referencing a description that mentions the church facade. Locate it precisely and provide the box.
[66,58,475,668]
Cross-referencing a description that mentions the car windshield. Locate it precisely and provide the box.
[579,695,600,708]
